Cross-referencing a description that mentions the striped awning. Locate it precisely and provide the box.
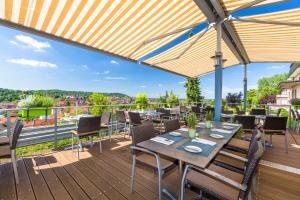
[144,28,240,77]
[221,0,287,12]
[232,8,300,63]
[0,0,206,60]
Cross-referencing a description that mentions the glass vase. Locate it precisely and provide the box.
[188,128,196,139]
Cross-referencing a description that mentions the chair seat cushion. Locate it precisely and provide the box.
[0,145,11,157]
[227,138,250,152]
[136,153,175,171]
[187,164,242,200]
[0,136,9,145]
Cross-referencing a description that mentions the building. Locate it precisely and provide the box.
[277,63,300,104]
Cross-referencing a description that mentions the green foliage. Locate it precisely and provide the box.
[135,93,148,109]
[246,89,257,106]
[205,111,214,121]
[290,99,300,105]
[0,88,129,102]
[186,112,197,129]
[18,95,55,108]
[255,73,287,104]
[88,93,109,116]
[166,91,179,107]
[184,77,203,103]
[21,109,51,120]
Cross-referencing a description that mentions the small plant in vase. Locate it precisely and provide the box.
[186,112,197,139]
[205,111,213,128]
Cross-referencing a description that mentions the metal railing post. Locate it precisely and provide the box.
[54,108,58,148]
[6,110,12,137]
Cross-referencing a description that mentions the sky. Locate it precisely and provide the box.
[0,1,299,99]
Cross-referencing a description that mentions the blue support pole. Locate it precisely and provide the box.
[243,64,247,112]
[214,21,223,121]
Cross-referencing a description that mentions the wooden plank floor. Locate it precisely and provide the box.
[1,134,300,200]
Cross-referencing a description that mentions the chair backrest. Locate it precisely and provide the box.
[291,109,297,119]
[101,112,111,125]
[263,116,287,131]
[77,116,101,134]
[250,108,266,116]
[294,109,300,119]
[128,112,142,126]
[164,119,180,133]
[239,141,264,199]
[10,120,23,149]
[234,115,256,130]
[156,108,164,113]
[116,110,126,123]
[191,106,200,114]
[245,130,262,163]
[131,124,157,147]
[180,106,188,113]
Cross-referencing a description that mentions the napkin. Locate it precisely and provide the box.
[211,128,232,134]
[179,128,188,132]
[150,136,174,145]
[192,138,216,146]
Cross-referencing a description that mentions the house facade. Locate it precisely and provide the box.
[277,63,300,104]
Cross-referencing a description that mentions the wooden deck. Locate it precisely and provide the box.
[1,133,300,200]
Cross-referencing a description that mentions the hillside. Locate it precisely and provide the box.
[0,88,129,102]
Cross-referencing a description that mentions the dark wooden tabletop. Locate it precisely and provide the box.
[138,122,241,169]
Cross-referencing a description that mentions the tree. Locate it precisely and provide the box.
[167,91,179,107]
[246,89,257,106]
[184,77,203,103]
[255,73,287,104]
[135,93,148,109]
[226,92,242,107]
[88,93,109,116]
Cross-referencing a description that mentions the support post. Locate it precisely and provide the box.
[243,64,247,112]
[214,21,223,121]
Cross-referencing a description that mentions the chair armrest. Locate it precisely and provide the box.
[219,150,248,162]
[70,130,78,135]
[188,165,247,191]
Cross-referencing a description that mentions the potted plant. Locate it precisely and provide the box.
[205,111,213,128]
[186,112,197,139]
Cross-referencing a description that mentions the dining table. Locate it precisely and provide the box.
[137,122,241,200]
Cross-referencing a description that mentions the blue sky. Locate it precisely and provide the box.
[0,1,298,99]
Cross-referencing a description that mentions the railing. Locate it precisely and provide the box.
[0,101,295,148]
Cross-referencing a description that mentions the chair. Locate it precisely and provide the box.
[128,112,146,126]
[262,116,288,153]
[116,110,129,138]
[250,108,266,116]
[164,119,180,133]
[191,106,203,120]
[100,112,112,141]
[222,110,234,122]
[71,116,101,159]
[235,107,245,115]
[180,141,264,200]
[234,115,256,135]
[215,130,262,174]
[0,120,23,184]
[130,124,177,200]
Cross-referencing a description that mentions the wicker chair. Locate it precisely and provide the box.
[164,119,180,133]
[116,110,129,138]
[0,120,23,184]
[71,116,101,159]
[262,116,288,153]
[250,108,266,116]
[234,115,256,134]
[130,124,177,200]
[180,141,264,200]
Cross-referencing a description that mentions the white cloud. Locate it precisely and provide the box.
[178,81,186,84]
[105,76,126,80]
[140,85,146,88]
[266,65,287,70]
[96,70,110,75]
[7,58,57,68]
[11,34,50,52]
[81,64,88,69]
[110,60,119,65]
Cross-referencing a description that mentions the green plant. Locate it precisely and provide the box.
[18,95,55,108]
[290,99,300,105]
[135,93,148,109]
[184,77,204,103]
[167,91,179,107]
[88,93,109,116]
[186,112,197,130]
[205,112,213,121]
